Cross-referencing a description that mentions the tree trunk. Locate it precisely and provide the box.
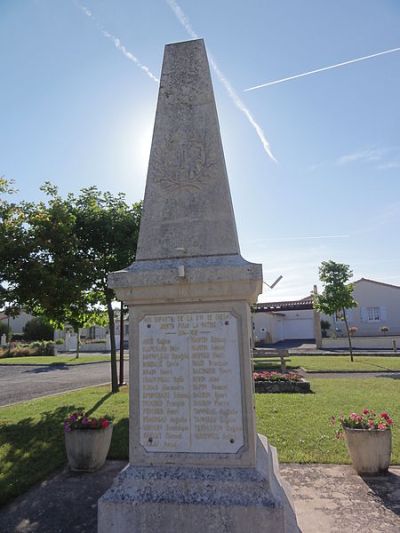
[342,307,354,362]
[106,293,119,393]
[75,327,80,359]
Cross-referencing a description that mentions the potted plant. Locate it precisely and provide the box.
[64,412,113,472]
[348,326,358,337]
[333,409,393,475]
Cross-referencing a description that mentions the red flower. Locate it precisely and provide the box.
[380,412,389,420]
[101,419,110,429]
[363,409,369,415]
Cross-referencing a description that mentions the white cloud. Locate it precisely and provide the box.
[75,1,159,83]
[245,47,400,91]
[166,0,276,162]
[336,146,400,170]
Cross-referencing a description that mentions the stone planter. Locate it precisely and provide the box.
[344,427,392,475]
[254,379,310,393]
[65,425,113,472]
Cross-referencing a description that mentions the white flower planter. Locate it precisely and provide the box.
[344,427,392,475]
[65,425,113,472]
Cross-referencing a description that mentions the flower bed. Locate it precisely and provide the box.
[253,371,310,393]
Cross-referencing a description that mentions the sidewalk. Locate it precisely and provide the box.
[1,461,399,532]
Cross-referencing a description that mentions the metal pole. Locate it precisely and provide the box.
[119,301,125,386]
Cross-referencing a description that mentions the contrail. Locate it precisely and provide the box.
[76,2,159,83]
[166,0,276,162]
[245,47,400,91]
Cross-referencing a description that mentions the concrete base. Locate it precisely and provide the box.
[98,435,299,532]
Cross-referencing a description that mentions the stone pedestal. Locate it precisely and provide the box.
[99,435,297,533]
[98,38,298,532]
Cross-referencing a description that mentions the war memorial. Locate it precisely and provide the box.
[98,38,299,532]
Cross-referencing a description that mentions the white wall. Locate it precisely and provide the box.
[322,336,400,350]
[0,311,34,335]
[252,309,314,344]
[323,280,400,337]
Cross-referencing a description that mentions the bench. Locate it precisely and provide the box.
[252,348,291,373]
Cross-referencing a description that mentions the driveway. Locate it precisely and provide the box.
[0,361,128,407]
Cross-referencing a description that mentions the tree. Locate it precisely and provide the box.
[0,177,28,315]
[23,317,54,341]
[70,186,141,391]
[8,183,99,358]
[313,260,358,361]
[1,181,141,392]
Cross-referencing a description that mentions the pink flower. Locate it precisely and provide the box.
[377,423,386,430]
[387,418,393,426]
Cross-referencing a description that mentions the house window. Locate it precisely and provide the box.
[367,307,380,321]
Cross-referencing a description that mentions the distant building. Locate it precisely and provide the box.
[324,278,400,337]
[252,297,314,345]
[0,310,34,335]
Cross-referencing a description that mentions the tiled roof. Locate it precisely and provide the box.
[353,278,400,290]
[255,298,313,312]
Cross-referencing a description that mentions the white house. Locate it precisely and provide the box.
[324,278,400,338]
[0,310,34,335]
[252,297,315,345]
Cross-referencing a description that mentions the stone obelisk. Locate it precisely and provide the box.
[98,39,298,533]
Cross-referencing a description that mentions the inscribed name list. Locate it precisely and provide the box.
[139,312,244,453]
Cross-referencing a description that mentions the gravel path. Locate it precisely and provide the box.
[302,370,400,379]
[0,361,128,407]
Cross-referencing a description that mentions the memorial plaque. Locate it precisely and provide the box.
[139,311,244,453]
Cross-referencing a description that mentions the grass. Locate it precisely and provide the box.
[0,378,399,505]
[0,385,128,506]
[253,355,400,373]
[0,355,111,365]
[256,378,400,463]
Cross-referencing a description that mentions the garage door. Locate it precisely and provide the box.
[283,318,314,340]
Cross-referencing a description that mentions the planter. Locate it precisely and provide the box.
[65,425,113,472]
[344,427,392,475]
[254,379,310,393]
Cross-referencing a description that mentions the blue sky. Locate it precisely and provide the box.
[1,0,399,301]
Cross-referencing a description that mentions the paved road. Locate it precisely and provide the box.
[0,361,128,407]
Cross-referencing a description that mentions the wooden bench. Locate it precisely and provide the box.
[252,348,291,373]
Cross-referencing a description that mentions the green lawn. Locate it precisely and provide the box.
[0,385,128,506]
[253,355,400,372]
[0,378,399,506]
[0,355,111,365]
[256,378,400,463]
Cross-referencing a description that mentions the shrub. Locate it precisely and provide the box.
[0,321,11,338]
[29,341,55,356]
[0,341,55,358]
[23,318,54,341]
[320,319,331,338]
